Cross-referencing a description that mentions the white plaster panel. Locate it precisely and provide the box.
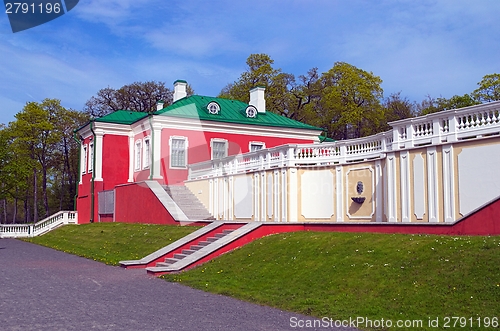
[234,176,253,218]
[300,170,334,219]
[413,154,426,220]
[458,143,500,215]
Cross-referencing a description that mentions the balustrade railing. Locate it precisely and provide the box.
[0,211,78,238]
[188,101,500,180]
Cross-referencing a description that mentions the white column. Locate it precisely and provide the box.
[427,146,439,223]
[400,151,411,222]
[386,153,398,222]
[94,132,104,181]
[253,173,260,221]
[281,169,287,222]
[442,145,455,222]
[336,165,344,222]
[288,168,298,222]
[228,176,234,220]
[209,179,214,216]
[260,172,266,221]
[213,178,218,219]
[152,124,163,180]
[128,133,134,182]
[375,160,383,222]
[274,170,280,222]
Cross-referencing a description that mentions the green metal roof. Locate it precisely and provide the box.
[155,95,323,131]
[94,110,148,125]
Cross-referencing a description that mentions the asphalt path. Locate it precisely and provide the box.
[0,239,359,331]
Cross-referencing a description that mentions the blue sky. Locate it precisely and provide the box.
[1,0,499,125]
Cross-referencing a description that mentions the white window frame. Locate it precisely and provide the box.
[82,144,87,174]
[134,139,142,171]
[88,141,94,173]
[249,141,265,152]
[211,138,228,160]
[169,136,188,169]
[143,136,151,169]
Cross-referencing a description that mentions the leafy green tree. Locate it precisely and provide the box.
[219,54,293,114]
[84,81,195,117]
[318,62,384,139]
[383,92,416,122]
[472,73,500,102]
[417,94,479,115]
[6,99,86,223]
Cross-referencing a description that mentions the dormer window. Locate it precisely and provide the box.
[245,105,258,118]
[207,101,220,115]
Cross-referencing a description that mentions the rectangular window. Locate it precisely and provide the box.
[134,140,142,171]
[82,144,87,174]
[170,137,187,168]
[249,142,265,152]
[211,139,227,160]
[88,142,94,172]
[143,137,150,169]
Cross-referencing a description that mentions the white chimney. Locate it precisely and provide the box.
[249,86,266,113]
[156,100,165,111]
[173,80,187,102]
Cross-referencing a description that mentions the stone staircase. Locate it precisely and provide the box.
[120,222,264,275]
[154,228,235,268]
[162,185,214,220]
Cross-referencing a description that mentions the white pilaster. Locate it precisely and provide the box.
[427,147,439,223]
[228,176,234,220]
[386,153,398,222]
[281,169,287,222]
[375,160,383,222]
[128,133,134,182]
[288,168,298,222]
[152,124,163,180]
[94,132,104,181]
[400,151,411,222]
[260,172,266,222]
[274,170,280,222]
[442,145,455,222]
[336,165,344,222]
[254,173,260,221]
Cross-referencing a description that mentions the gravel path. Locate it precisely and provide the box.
[0,239,358,331]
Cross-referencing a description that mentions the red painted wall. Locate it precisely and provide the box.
[160,128,315,184]
[114,182,177,225]
[102,135,129,190]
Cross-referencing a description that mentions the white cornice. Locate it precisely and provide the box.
[77,114,321,142]
[77,122,132,137]
[152,116,321,141]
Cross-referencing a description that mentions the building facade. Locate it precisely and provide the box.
[75,81,323,223]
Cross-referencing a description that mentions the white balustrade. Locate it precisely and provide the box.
[187,101,500,181]
[0,211,78,238]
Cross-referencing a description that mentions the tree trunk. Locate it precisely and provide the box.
[42,164,49,217]
[1,198,5,224]
[33,167,38,223]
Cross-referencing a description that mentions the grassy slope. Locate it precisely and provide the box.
[24,223,200,265]
[24,224,500,330]
[163,231,500,330]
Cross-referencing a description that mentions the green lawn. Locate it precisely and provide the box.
[163,231,500,331]
[24,224,500,330]
[24,223,200,265]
